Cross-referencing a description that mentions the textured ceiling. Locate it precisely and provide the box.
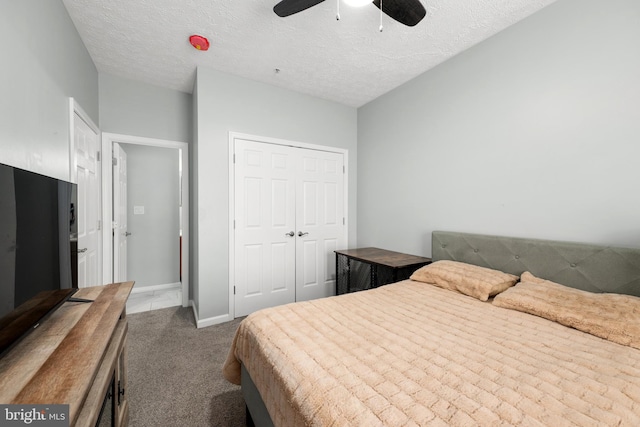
[62,0,557,107]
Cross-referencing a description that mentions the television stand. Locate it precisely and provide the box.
[0,282,133,427]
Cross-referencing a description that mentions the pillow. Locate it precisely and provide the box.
[409,260,518,301]
[493,272,640,350]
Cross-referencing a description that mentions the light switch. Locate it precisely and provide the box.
[133,206,145,215]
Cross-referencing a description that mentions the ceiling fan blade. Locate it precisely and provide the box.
[372,0,426,27]
[273,0,327,17]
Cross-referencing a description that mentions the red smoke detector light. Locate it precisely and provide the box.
[189,35,209,51]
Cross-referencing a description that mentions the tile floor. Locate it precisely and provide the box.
[126,284,182,314]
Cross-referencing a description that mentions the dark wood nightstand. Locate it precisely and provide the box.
[335,248,431,295]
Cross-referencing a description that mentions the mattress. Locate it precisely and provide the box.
[223,280,640,426]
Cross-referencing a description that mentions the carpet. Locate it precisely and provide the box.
[127,306,245,426]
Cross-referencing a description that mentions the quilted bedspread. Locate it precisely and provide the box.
[223,280,640,426]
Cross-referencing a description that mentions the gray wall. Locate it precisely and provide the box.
[99,73,192,143]
[357,0,640,257]
[194,67,358,321]
[99,73,192,293]
[0,0,98,180]
[123,144,181,288]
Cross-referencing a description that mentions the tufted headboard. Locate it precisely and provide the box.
[432,231,640,297]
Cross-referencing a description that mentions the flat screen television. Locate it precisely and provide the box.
[0,162,78,356]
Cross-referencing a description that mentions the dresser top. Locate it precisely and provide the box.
[0,282,133,424]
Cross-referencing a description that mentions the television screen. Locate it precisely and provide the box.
[0,162,78,356]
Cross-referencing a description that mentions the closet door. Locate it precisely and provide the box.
[295,150,345,302]
[233,138,346,316]
[234,139,297,317]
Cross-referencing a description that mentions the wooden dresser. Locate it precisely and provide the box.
[0,282,133,427]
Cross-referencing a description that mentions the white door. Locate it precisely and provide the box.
[295,150,344,301]
[74,111,101,288]
[234,139,297,317]
[112,143,128,283]
[234,138,346,316]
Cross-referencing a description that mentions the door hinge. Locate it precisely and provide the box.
[233,220,236,229]
[234,286,236,295]
[97,220,101,231]
[343,165,345,174]
[112,157,118,166]
[343,217,345,225]
[233,154,236,163]
[97,151,101,162]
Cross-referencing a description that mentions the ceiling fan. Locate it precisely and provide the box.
[273,0,426,27]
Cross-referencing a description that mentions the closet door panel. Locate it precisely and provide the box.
[233,137,347,316]
[295,149,345,302]
[234,140,296,317]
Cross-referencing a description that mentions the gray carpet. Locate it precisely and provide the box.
[126,306,245,426]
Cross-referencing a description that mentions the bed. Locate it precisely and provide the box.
[223,231,640,426]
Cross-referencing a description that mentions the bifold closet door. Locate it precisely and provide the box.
[234,139,297,317]
[234,139,346,317]
[295,149,345,302]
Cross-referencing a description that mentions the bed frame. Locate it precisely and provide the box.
[432,231,640,296]
[242,230,640,426]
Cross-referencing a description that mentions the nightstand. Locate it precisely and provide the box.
[335,247,431,295]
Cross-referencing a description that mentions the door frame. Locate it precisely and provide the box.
[228,132,349,319]
[68,98,102,287]
[102,133,190,307]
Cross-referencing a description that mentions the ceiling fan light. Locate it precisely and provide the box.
[343,0,371,7]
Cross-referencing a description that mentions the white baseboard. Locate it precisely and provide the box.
[130,282,181,294]
[190,301,231,328]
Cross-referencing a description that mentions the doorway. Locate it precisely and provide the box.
[101,133,189,309]
[229,133,348,318]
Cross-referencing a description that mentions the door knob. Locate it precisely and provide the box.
[125,232,132,236]
[77,248,88,253]
[285,231,295,237]
[298,231,309,237]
